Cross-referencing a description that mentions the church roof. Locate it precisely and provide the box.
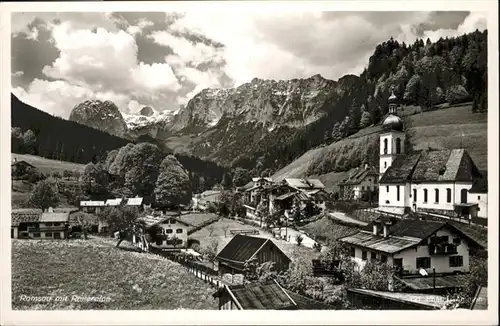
[379,149,482,184]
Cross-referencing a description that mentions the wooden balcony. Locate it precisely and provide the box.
[28,226,67,233]
[428,243,458,255]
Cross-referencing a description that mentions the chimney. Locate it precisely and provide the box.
[373,223,378,235]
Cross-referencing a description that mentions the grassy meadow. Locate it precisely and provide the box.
[11,153,86,175]
[11,237,218,310]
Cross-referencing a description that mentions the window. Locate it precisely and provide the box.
[45,222,52,227]
[349,247,355,257]
[386,186,389,193]
[33,233,41,238]
[53,222,60,226]
[449,256,463,267]
[460,189,468,203]
[446,188,452,203]
[416,257,431,269]
[384,162,387,168]
[176,229,183,234]
[380,255,388,263]
[371,252,377,261]
[362,251,367,261]
[478,196,481,200]
[413,189,417,202]
[435,189,439,203]
[169,219,177,224]
[423,189,428,203]
[395,137,401,154]
[54,233,61,239]
[361,186,365,191]
[156,239,163,245]
[453,238,461,245]
[383,138,388,154]
[396,185,400,201]
[45,232,53,238]
[166,229,173,234]
[176,239,183,245]
[166,239,174,245]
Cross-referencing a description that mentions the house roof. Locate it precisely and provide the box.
[11,209,43,226]
[380,149,482,184]
[284,178,325,189]
[252,177,272,182]
[80,200,106,207]
[126,197,143,206]
[11,160,36,168]
[275,192,296,201]
[245,185,263,192]
[469,172,487,193]
[285,290,336,310]
[395,274,464,290]
[139,214,190,228]
[216,234,290,264]
[105,198,123,206]
[338,231,421,254]
[339,166,378,186]
[40,212,70,223]
[347,288,446,309]
[219,281,297,310]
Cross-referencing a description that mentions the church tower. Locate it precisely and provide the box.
[379,89,406,181]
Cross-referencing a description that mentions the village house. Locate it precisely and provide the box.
[193,190,221,211]
[11,208,69,239]
[215,234,291,276]
[377,91,487,219]
[139,213,190,250]
[80,200,106,214]
[11,158,37,178]
[338,164,379,201]
[338,217,484,293]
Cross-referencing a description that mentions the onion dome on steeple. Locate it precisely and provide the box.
[382,88,403,131]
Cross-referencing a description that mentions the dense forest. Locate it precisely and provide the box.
[237,30,488,176]
[11,93,228,189]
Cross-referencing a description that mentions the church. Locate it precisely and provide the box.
[377,91,487,221]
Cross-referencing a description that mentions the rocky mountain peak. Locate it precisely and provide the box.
[140,106,155,117]
[69,100,127,137]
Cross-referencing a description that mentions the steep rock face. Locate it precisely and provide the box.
[172,74,337,133]
[140,106,155,117]
[69,100,128,137]
[165,74,362,168]
[123,110,176,139]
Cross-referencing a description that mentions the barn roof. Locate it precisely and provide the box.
[105,198,123,206]
[80,200,106,207]
[40,212,70,223]
[217,281,297,310]
[126,197,143,206]
[216,234,290,264]
[139,214,190,228]
[11,209,43,226]
[11,160,36,168]
[252,177,272,182]
[380,149,482,184]
[284,178,325,189]
[339,166,378,186]
[338,231,421,254]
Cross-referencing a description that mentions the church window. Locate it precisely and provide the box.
[446,188,451,203]
[396,185,400,201]
[423,189,428,203]
[383,139,388,154]
[386,186,389,193]
[395,138,402,154]
[384,162,387,168]
[460,189,468,203]
[413,189,417,202]
[435,189,439,203]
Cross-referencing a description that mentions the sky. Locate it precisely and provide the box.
[11,11,487,119]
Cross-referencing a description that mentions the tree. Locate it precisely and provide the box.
[28,180,59,211]
[295,234,304,246]
[452,256,487,307]
[221,172,233,189]
[359,110,372,128]
[202,238,219,269]
[11,127,24,152]
[206,225,215,236]
[154,155,192,209]
[446,85,470,104]
[63,170,72,180]
[52,172,61,179]
[124,143,165,196]
[104,149,119,171]
[22,129,37,154]
[221,224,230,238]
[81,163,109,197]
[108,143,135,177]
[98,205,141,248]
[72,211,95,240]
[232,168,250,187]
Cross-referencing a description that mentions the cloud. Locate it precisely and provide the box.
[12,11,487,119]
